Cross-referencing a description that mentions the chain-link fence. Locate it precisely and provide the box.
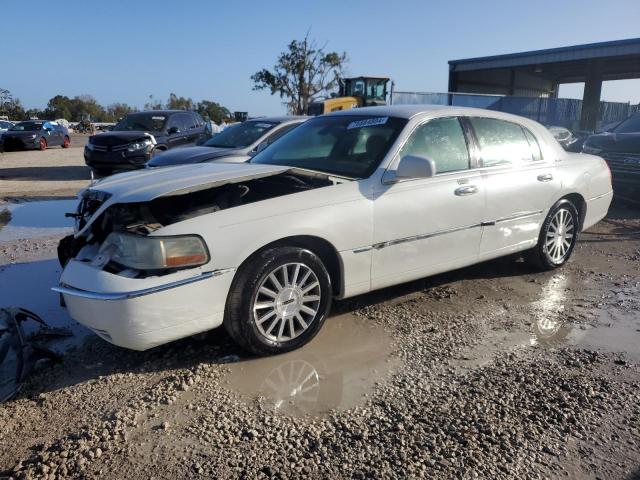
[392,91,633,130]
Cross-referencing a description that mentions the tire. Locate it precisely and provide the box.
[62,136,70,148]
[225,247,332,355]
[38,137,47,151]
[526,199,579,270]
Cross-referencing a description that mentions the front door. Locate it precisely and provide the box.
[371,117,485,290]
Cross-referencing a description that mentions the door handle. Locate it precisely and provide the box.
[454,185,478,196]
[537,173,553,182]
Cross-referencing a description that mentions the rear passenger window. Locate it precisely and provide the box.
[469,117,533,167]
[398,117,469,174]
[523,128,543,161]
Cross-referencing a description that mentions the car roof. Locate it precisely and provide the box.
[131,110,195,116]
[325,104,545,125]
[246,116,308,124]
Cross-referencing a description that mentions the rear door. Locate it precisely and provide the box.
[466,117,561,258]
[371,116,485,290]
[181,113,200,146]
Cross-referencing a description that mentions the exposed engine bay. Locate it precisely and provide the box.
[58,171,339,270]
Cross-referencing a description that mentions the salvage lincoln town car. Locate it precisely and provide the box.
[53,106,613,355]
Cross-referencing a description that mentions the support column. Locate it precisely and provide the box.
[579,60,604,131]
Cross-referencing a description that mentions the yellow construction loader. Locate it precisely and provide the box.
[307,76,391,115]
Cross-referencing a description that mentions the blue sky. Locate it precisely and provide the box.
[3,0,639,115]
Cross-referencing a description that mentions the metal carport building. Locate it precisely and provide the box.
[448,38,640,130]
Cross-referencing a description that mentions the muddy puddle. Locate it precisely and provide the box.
[0,257,88,352]
[455,273,640,369]
[0,199,76,242]
[225,314,399,418]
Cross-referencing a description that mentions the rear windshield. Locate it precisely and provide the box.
[113,113,167,132]
[204,121,277,148]
[9,122,43,131]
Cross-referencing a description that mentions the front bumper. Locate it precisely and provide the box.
[2,136,38,149]
[84,147,151,172]
[53,260,235,350]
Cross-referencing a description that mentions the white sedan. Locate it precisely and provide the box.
[53,106,613,355]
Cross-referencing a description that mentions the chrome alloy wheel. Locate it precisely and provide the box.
[253,263,321,342]
[545,208,575,263]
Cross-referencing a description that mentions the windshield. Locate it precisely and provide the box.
[113,113,167,132]
[204,121,277,148]
[613,114,640,134]
[250,115,407,178]
[9,122,43,131]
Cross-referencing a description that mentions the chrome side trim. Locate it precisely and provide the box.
[372,223,483,250]
[494,210,543,224]
[352,246,373,253]
[52,269,233,301]
[588,191,613,202]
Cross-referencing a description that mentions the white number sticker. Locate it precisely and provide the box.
[347,117,388,130]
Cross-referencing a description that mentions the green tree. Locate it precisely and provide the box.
[166,92,194,111]
[45,95,73,120]
[106,103,136,122]
[0,88,25,120]
[196,100,231,124]
[144,95,163,111]
[251,34,347,114]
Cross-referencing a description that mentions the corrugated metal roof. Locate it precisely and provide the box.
[449,38,640,72]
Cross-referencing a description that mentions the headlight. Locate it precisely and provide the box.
[99,233,209,270]
[29,134,37,139]
[127,139,153,152]
[582,144,603,155]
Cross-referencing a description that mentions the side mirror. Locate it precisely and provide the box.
[249,142,268,157]
[394,155,436,181]
[167,126,180,135]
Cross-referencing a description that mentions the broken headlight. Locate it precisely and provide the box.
[99,233,209,270]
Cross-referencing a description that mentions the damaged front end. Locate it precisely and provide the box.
[58,168,337,278]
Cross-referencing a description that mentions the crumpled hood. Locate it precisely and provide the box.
[585,132,640,153]
[76,163,289,236]
[147,146,241,167]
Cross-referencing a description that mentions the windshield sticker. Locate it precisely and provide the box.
[152,116,166,120]
[347,117,389,130]
[255,123,274,128]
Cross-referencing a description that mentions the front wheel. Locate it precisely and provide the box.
[225,247,332,355]
[526,199,579,270]
[38,137,47,151]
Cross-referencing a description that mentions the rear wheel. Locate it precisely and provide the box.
[526,199,579,270]
[225,247,332,355]
[62,136,70,148]
[38,137,47,151]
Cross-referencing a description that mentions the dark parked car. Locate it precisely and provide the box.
[147,116,306,168]
[1,120,70,151]
[583,113,640,195]
[84,110,211,176]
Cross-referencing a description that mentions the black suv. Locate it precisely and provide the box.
[84,110,211,176]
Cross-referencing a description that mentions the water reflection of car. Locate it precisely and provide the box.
[147,116,307,168]
[1,120,70,151]
[582,113,640,193]
[54,105,612,355]
[84,110,212,176]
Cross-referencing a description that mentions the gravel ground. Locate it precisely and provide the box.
[0,135,90,199]
[0,201,639,479]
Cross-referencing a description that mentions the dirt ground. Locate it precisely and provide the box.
[0,195,639,478]
[0,135,91,199]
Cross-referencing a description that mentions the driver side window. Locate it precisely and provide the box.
[398,117,470,174]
